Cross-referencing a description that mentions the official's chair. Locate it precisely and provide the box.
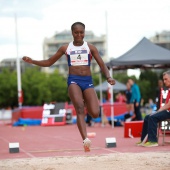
[160,119,170,145]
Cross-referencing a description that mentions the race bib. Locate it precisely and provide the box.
[70,50,88,66]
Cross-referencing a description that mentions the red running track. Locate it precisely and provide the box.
[0,123,170,160]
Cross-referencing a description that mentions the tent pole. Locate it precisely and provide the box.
[110,69,114,128]
[99,72,104,126]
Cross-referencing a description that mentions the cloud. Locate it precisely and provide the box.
[0,0,170,61]
[0,0,62,19]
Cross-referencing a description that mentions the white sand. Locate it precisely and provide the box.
[0,152,170,170]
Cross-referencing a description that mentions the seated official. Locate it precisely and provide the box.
[137,70,170,147]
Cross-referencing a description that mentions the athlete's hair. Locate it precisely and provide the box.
[71,22,85,31]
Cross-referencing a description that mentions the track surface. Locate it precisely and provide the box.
[0,123,170,159]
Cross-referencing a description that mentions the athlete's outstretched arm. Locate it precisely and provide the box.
[88,44,115,85]
[22,45,67,67]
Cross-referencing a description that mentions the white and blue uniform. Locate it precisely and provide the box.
[66,41,92,66]
[65,41,94,91]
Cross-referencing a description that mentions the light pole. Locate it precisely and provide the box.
[14,12,22,108]
[105,11,114,128]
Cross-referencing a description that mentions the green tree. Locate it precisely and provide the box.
[1,66,162,107]
[22,67,69,106]
[137,80,151,103]
[112,72,137,84]
[0,68,18,108]
[47,70,68,102]
[22,67,52,105]
[112,70,160,104]
[92,72,100,86]
[139,70,159,102]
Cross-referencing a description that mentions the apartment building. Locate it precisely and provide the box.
[0,58,35,73]
[150,31,170,50]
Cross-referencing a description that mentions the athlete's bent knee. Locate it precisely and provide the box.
[91,109,100,118]
[92,113,99,119]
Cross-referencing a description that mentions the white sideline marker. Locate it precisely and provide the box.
[105,137,116,148]
[9,142,19,153]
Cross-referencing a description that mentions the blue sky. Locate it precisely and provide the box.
[0,0,170,63]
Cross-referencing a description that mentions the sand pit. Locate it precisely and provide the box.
[0,152,170,170]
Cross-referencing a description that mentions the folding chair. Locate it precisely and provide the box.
[161,119,170,145]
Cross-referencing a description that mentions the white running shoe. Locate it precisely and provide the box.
[83,138,91,152]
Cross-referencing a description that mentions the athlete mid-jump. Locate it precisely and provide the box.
[22,22,115,152]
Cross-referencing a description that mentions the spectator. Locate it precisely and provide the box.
[136,70,170,147]
[128,78,142,121]
[102,94,107,103]
[145,98,157,114]
[124,82,134,122]
[115,92,126,103]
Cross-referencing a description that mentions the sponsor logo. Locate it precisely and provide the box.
[89,84,93,86]
[71,81,77,84]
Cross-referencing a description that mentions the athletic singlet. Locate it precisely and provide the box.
[65,41,92,66]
